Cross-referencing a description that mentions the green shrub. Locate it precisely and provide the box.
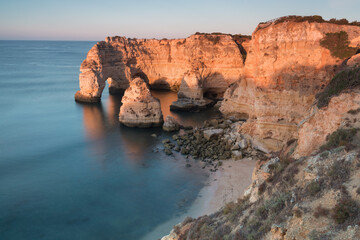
[258,182,266,195]
[257,15,360,32]
[316,67,360,108]
[223,202,236,214]
[206,35,221,45]
[320,128,359,151]
[320,31,357,59]
[307,181,321,197]
[226,196,250,222]
[332,198,359,224]
[326,160,352,190]
[348,108,360,115]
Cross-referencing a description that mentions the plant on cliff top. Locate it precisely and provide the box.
[320,31,357,59]
[257,15,360,32]
[316,67,360,108]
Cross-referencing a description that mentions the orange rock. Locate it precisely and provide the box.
[75,34,245,102]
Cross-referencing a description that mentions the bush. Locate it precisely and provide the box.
[307,181,321,197]
[313,204,330,218]
[348,108,360,115]
[257,15,360,32]
[258,182,266,195]
[320,31,357,59]
[316,67,360,108]
[326,160,352,190]
[332,198,359,224]
[206,35,221,45]
[320,128,359,151]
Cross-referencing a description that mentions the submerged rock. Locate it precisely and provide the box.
[119,77,163,127]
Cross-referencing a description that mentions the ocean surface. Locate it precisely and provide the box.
[0,41,222,240]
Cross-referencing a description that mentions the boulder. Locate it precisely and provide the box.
[203,129,224,140]
[232,150,243,160]
[119,77,163,127]
[163,116,181,132]
[238,139,248,149]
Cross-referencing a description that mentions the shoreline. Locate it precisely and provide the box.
[141,157,256,240]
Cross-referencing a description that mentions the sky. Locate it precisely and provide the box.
[0,0,359,41]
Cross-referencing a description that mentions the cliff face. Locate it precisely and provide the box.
[75,34,245,102]
[220,21,360,151]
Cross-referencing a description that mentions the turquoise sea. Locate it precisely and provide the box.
[0,41,221,240]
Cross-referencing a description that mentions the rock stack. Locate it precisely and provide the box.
[119,77,163,127]
[170,71,214,111]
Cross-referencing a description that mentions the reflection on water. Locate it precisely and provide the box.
[151,90,177,119]
[81,103,107,140]
[107,94,123,126]
[0,41,212,240]
[151,90,223,127]
[78,90,222,162]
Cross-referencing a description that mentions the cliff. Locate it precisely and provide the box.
[220,20,360,151]
[163,147,360,240]
[162,74,360,240]
[74,34,247,102]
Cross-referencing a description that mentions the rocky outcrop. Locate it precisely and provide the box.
[220,20,360,151]
[347,53,360,68]
[170,71,214,111]
[119,77,163,127]
[163,147,360,240]
[162,116,180,132]
[294,90,360,157]
[75,34,245,102]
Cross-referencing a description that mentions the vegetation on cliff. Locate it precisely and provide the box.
[316,67,360,108]
[165,146,360,240]
[259,15,360,27]
[320,31,358,59]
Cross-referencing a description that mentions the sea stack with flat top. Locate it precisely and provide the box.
[119,77,163,127]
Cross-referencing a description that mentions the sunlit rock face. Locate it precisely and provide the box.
[220,21,360,151]
[170,71,214,111]
[294,90,360,158]
[74,34,245,102]
[119,77,163,128]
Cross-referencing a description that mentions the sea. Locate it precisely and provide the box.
[0,41,222,240]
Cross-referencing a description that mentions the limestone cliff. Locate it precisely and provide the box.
[220,20,360,151]
[119,77,163,127]
[75,34,245,102]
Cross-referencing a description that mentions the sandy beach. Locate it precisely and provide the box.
[142,157,256,240]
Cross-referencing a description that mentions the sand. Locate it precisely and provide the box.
[141,157,256,240]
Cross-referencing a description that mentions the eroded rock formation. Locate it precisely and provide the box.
[75,34,246,102]
[220,20,360,151]
[170,71,214,111]
[294,91,360,157]
[119,77,163,127]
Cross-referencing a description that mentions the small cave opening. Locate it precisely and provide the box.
[203,91,223,100]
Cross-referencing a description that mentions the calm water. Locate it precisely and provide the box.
[0,41,221,240]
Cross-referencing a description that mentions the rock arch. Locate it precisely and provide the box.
[74,34,245,103]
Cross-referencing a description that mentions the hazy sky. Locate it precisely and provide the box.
[0,0,359,41]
